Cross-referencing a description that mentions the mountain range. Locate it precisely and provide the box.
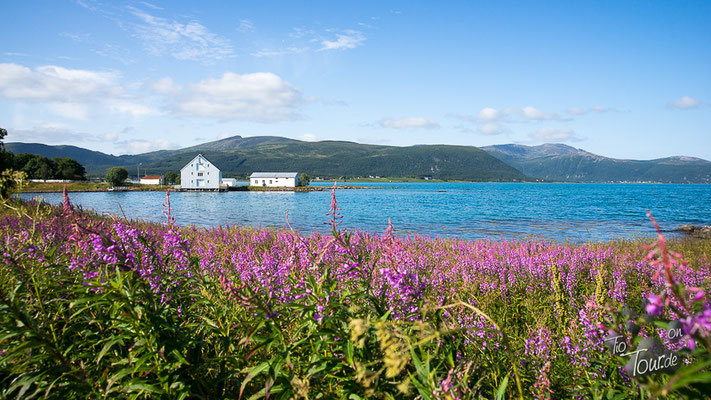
[5,136,711,183]
[481,144,711,183]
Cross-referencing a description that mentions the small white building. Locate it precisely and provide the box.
[250,172,300,187]
[180,154,222,190]
[222,178,238,187]
[140,175,164,185]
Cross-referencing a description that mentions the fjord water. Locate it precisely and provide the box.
[22,182,711,242]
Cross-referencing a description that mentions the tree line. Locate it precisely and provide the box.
[3,152,87,181]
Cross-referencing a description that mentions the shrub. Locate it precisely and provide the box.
[106,167,128,186]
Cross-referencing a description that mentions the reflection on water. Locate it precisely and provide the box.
[21,182,711,243]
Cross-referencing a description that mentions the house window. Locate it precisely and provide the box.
[207,172,209,175]
[191,172,193,175]
[269,180,272,184]
[198,172,204,177]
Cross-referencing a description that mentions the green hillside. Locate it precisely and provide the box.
[7,136,530,182]
[5,143,122,166]
[11,137,709,183]
[482,144,711,183]
[139,140,528,181]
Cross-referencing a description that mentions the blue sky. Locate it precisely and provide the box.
[1,0,709,160]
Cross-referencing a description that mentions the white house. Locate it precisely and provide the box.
[180,154,222,190]
[222,178,238,187]
[250,172,300,187]
[140,175,164,185]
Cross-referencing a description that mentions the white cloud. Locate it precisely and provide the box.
[591,106,613,113]
[140,1,162,10]
[298,133,319,142]
[128,6,234,61]
[147,77,182,96]
[379,117,439,130]
[95,43,136,65]
[477,107,502,122]
[237,19,255,33]
[0,63,156,119]
[47,103,91,120]
[669,95,700,109]
[477,123,506,135]
[176,72,304,121]
[6,125,106,144]
[101,132,119,142]
[471,106,562,122]
[289,27,316,39]
[530,127,579,142]
[0,63,120,102]
[251,47,308,57]
[59,32,90,42]
[567,106,615,115]
[320,30,365,51]
[107,100,157,117]
[521,106,561,121]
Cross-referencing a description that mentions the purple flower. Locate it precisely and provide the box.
[645,294,664,316]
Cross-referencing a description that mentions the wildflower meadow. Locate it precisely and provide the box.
[1,185,710,399]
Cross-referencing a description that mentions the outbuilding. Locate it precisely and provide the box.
[140,175,164,185]
[250,172,300,187]
[222,178,238,187]
[180,154,222,190]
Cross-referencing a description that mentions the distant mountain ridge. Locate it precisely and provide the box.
[6,136,711,183]
[481,144,711,183]
[6,136,528,182]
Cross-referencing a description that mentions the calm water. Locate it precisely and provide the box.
[20,182,711,242]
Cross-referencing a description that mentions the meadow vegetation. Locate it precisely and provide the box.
[1,186,710,399]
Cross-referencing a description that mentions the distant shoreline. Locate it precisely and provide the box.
[18,179,708,194]
[19,181,396,194]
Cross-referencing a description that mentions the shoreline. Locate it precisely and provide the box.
[21,184,396,194]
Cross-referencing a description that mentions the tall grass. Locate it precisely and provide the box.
[0,187,710,399]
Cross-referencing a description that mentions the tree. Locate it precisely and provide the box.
[298,173,311,187]
[0,127,15,198]
[0,128,13,173]
[54,157,86,180]
[106,167,128,187]
[164,171,179,185]
[22,156,55,180]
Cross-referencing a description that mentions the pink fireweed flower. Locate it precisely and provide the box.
[62,185,73,215]
[384,217,394,242]
[325,182,342,231]
[645,210,677,284]
[645,294,665,316]
[162,189,176,228]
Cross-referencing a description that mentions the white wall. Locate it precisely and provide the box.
[140,178,162,185]
[251,176,298,187]
[180,155,222,189]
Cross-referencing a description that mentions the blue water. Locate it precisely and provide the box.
[20,182,711,242]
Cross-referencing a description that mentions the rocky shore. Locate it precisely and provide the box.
[676,224,711,239]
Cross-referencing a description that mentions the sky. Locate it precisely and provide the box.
[1,0,709,160]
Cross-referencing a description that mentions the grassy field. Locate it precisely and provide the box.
[1,192,710,399]
[20,181,171,192]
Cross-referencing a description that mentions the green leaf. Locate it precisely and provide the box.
[240,361,270,399]
[495,373,509,400]
[96,337,124,364]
